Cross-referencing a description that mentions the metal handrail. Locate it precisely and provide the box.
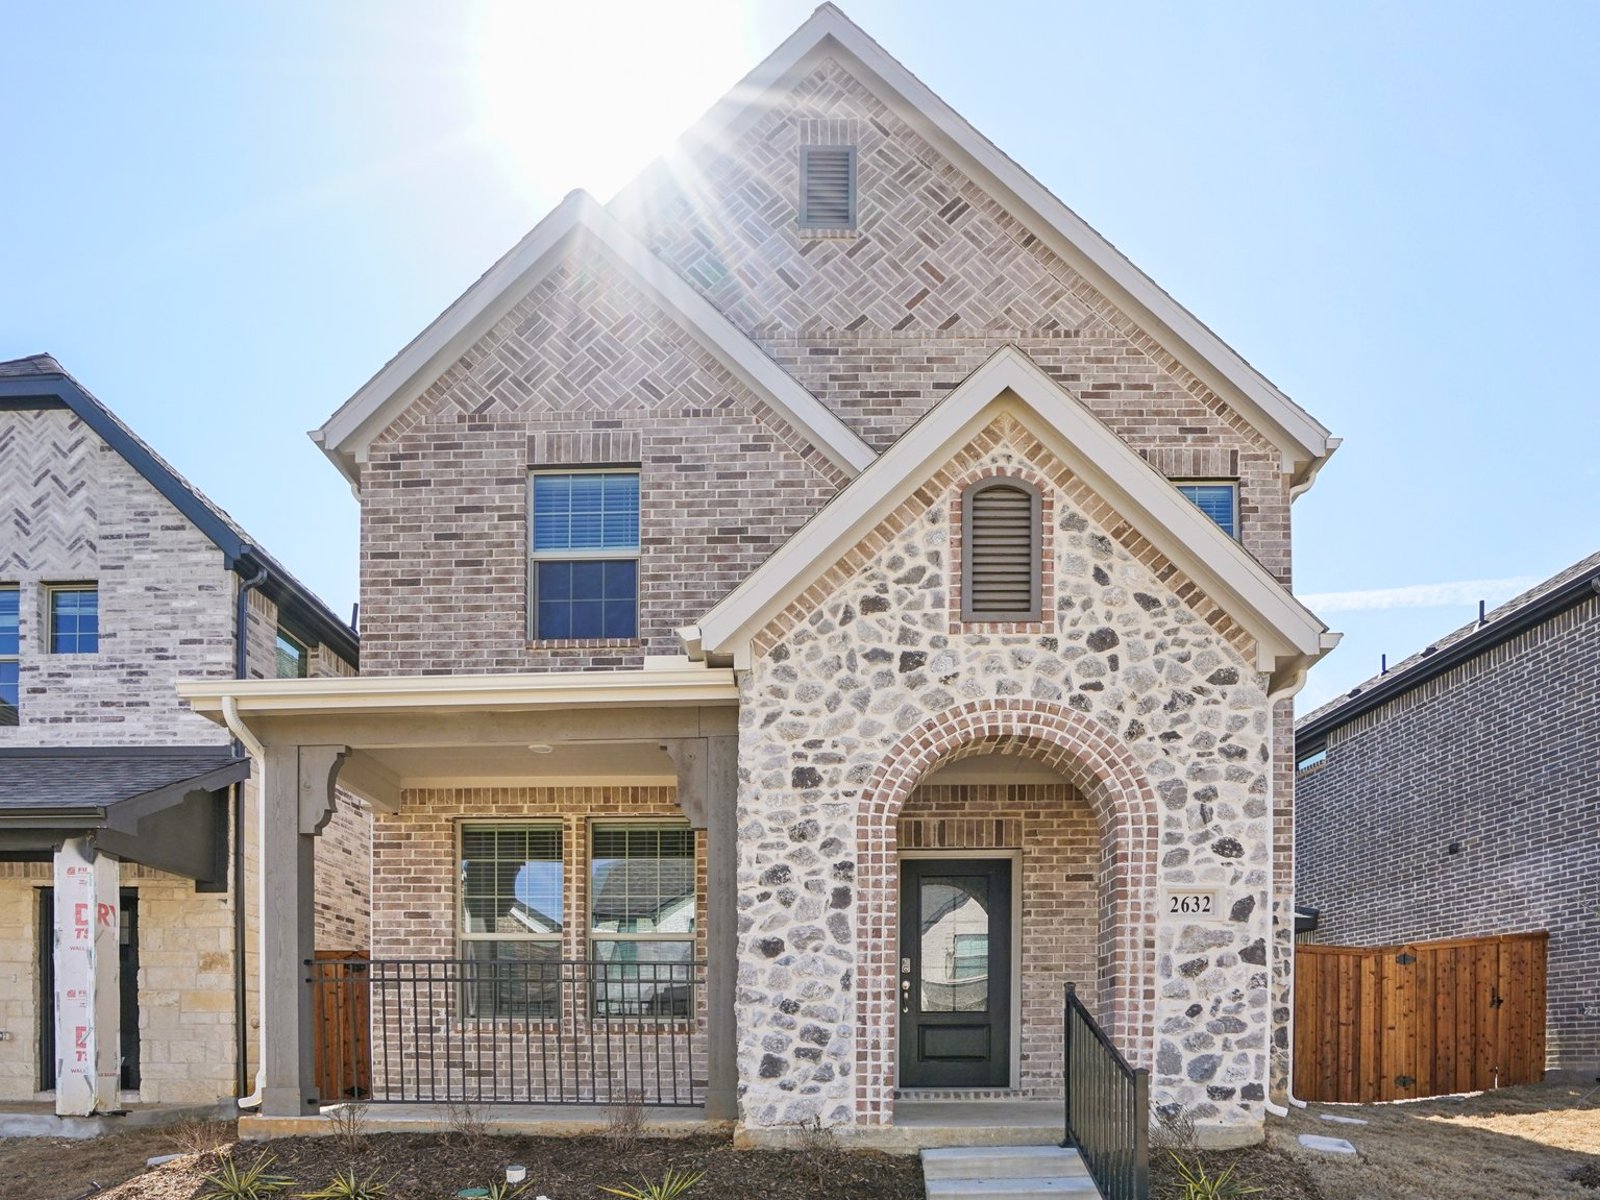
[1062,982,1150,1200]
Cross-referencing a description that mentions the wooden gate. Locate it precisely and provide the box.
[312,950,371,1102]
[1294,932,1546,1103]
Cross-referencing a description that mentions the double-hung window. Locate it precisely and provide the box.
[459,823,565,1018]
[529,471,640,640]
[0,586,18,726]
[1175,482,1239,540]
[590,823,695,1018]
[49,585,98,653]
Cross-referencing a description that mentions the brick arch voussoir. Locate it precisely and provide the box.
[853,698,1159,1124]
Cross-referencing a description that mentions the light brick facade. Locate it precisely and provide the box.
[0,397,367,1106]
[1297,584,1600,1077]
[316,11,1326,1147]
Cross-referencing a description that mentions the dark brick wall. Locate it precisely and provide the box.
[1296,594,1600,1073]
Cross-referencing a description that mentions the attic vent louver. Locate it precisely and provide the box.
[962,479,1041,622]
[799,145,856,229]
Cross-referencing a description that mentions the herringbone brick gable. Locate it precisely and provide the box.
[0,410,98,575]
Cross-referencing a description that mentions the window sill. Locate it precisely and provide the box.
[797,226,860,240]
[526,639,642,651]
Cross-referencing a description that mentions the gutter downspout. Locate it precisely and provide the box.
[229,562,268,1108]
[1264,663,1313,1117]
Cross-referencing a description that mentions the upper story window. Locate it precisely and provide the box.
[0,586,18,726]
[799,145,857,230]
[529,470,640,641]
[961,478,1041,622]
[275,630,309,679]
[1176,482,1239,540]
[48,585,99,654]
[1296,746,1328,774]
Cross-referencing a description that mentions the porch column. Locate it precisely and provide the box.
[53,836,120,1116]
[663,735,739,1121]
[259,743,348,1118]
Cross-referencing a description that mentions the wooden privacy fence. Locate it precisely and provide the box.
[1294,932,1546,1103]
[312,951,372,1102]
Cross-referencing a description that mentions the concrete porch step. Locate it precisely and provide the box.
[922,1146,1099,1199]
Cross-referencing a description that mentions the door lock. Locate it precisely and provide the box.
[901,957,911,974]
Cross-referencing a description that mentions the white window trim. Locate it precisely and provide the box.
[527,467,642,642]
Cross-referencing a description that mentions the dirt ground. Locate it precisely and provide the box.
[1270,1080,1600,1200]
[0,1121,222,1200]
[1151,1139,1320,1200]
[12,1128,924,1200]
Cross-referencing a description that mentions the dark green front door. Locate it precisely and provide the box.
[898,858,1011,1088]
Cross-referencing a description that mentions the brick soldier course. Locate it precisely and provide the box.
[1296,550,1600,1078]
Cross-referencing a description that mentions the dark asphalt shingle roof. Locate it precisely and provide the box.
[0,746,248,813]
[1297,548,1600,735]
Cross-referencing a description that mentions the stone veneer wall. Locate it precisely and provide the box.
[899,781,1098,1097]
[1297,592,1600,1075]
[733,421,1279,1137]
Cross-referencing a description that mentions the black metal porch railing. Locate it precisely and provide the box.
[1062,982,1150,1200]
[309,957,706,1107]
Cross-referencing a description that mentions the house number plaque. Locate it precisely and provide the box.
[1163,887,1224,922]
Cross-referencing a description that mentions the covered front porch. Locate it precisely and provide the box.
[177,665,743,1131]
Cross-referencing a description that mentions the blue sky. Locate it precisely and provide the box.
[3,1,1595,712]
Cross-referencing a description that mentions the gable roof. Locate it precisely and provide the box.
[649,4,1337,489]
[688,346,1338,688]
[314,190,876,488]
[0,355,359,665]
[1296,548,1600,746]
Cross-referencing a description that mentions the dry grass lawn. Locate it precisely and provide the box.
[1269,1080,1600,1199]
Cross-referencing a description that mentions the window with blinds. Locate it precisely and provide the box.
[799,145,856,229]
[590,823,696,1019]
[529,470,640,640]
[459,823,565,1017]
[1175,482,1239,539]
[961,479,1041,622]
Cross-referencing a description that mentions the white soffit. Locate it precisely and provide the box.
[652,3,1334,483]
[313,190,875,488]
[696,346,1333,677]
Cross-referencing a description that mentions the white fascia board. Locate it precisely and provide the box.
[176,666,739,718]
[313,191,874,485]
[657,4,1332,481]
[699,346,1330,673]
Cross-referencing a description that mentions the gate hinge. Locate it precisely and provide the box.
[1395,1075,1415,1088]
[1395,952,1416,965]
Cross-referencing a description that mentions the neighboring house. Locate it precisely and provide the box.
[0,355,368,1118]
[177,7,1339,1148]
[1296,550,1600,1079]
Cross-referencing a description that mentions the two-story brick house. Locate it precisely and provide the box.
[179,7,1339,1150]
[0,355,368,1121]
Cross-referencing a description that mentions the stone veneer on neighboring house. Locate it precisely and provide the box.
[733,420,1277,1133]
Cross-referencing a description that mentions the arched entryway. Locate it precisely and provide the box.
[855,698,1160,1124]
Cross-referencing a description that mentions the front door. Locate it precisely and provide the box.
[898,858,1011,1088]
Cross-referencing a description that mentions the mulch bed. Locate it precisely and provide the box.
[1151,1140,1321,1200]
[90,1132,927,1200]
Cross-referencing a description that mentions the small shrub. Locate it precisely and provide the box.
[200,1152,293,1200]
[600,1166,705,1200]
[1170,1154,1262,1200]
[170,1117,233,1157]
[324,1102,370,1155]
[444,1098,490,1148]
[298,1169,390,1200]
[1151,1105,1198,1152]
[791,1114,841,1193]
[604,1089,646,1153]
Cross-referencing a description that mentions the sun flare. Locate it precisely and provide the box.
[469,0,757,203]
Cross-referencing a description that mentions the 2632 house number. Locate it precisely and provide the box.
[1165,889,1222,920]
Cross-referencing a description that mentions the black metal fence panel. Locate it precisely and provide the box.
[309,958,707,1107]
[1062,982,1150,1200]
